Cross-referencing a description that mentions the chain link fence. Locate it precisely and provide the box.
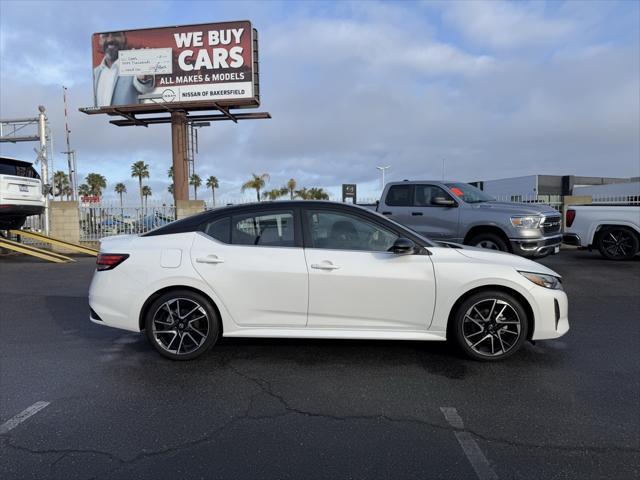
[78,204,176,242]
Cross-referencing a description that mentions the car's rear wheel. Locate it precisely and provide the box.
[451,291,529,361]
[597,227,639,261]
[144,290,220,360]
[468,232,510,252]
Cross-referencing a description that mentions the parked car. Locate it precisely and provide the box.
[89,201,569,361]
[0,156,45,230]
[366,181,562,258]
[563,204,640,260]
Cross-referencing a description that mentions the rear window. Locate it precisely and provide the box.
[0,160,40,179]
[386,185,413,206]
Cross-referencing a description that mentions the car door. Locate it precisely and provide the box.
[303,208,436,330]
[412,184,461,241]
[191,209,308,327]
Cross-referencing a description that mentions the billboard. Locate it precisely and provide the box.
[91,21,259,109]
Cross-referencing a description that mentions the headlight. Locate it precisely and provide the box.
[519,271,563,290]
[510,216,542,229]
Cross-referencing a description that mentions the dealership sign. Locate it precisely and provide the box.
[92,21,259,109]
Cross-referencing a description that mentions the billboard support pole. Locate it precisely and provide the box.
[37,106,50,235]
[171,110,189,206]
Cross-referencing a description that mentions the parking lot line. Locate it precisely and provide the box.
[440,407,498,480]
[0,401,50,435]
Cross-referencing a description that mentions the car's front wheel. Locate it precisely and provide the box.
[451,291,529,361]
[144,290,220,360]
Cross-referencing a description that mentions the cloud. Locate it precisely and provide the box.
[1,0,638,203]
[441,0,575,49]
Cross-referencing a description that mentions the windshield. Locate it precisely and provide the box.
[445,183,495,204]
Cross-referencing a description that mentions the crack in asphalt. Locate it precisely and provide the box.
[3,358,638,480]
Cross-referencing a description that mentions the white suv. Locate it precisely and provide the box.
[0,157,45,230]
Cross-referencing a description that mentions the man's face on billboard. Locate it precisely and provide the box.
[100,32,126,63]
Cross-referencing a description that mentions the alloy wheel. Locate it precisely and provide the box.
[152,298,210,356]
[601,230,634,258]
[462,298,521,357]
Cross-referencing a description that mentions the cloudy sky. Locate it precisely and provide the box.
[1,0,638,203]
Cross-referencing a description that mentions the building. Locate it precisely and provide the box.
[470,175,638,202]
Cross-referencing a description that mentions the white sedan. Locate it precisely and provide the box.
[89,201,569,361]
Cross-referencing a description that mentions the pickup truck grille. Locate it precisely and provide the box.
[541,215,562,235]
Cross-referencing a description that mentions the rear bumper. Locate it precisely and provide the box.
[509,234,562,257]
[562,233,582,247]
[0,204,44,218]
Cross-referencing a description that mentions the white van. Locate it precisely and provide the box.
[0,157,45,230]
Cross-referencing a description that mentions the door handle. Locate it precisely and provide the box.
[196,255,224,264]
[311,262,340,270]
[411,212,423,216]
[381,211,392,216]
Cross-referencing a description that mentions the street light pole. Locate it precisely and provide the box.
[376,165,391,190]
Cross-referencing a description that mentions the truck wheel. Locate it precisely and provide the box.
[597,227,639,261]
[468,232,510,252]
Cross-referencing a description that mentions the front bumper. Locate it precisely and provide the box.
[510,234,562,257]
[530,286,569,340]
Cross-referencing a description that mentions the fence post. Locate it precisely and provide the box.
[49,201,80,253]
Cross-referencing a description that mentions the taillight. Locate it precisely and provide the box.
[96,253,129,271]
[565,209,576,228]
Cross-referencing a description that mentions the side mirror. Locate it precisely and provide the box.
[390,237,416,254]
[432,197,457,207]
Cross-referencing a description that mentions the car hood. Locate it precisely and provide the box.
[451,244,560,277]
[470,201,559,217]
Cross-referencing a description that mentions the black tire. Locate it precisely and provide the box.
[467,232,510,252]
[144,289,220,360]
[450,290,529,361]
[597,227,639,261]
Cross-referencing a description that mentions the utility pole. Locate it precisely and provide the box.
[37,106,50,234]
[62,86,78,200]
[376,165,391,190]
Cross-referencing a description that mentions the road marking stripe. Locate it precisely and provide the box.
[440,407,498,480]
[0,401,50,435]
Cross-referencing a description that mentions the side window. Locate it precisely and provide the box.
[307,211,398,252]
[414,185,453,206]
[201,216,231,243]
[231,211,295,247]
[386,185,413,206]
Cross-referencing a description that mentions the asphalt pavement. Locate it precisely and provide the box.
[0,250,638,480]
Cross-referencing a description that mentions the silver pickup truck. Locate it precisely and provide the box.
[370,181,562,258]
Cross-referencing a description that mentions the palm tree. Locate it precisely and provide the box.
[286,178,297,200]
[263,188,287,201]
[168,184,174,195]
[114,182,127,217]
[85,173,107,198]
[53,171,69,200]
[206,176,219,206]
[142,185,152,209]
[62,184,73,201]
[241,173,270,202]
[308,187,330,200]
[131,161,150,208]
[294,187,309,200]
[190,173,202,200]
[78,184,90,197]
